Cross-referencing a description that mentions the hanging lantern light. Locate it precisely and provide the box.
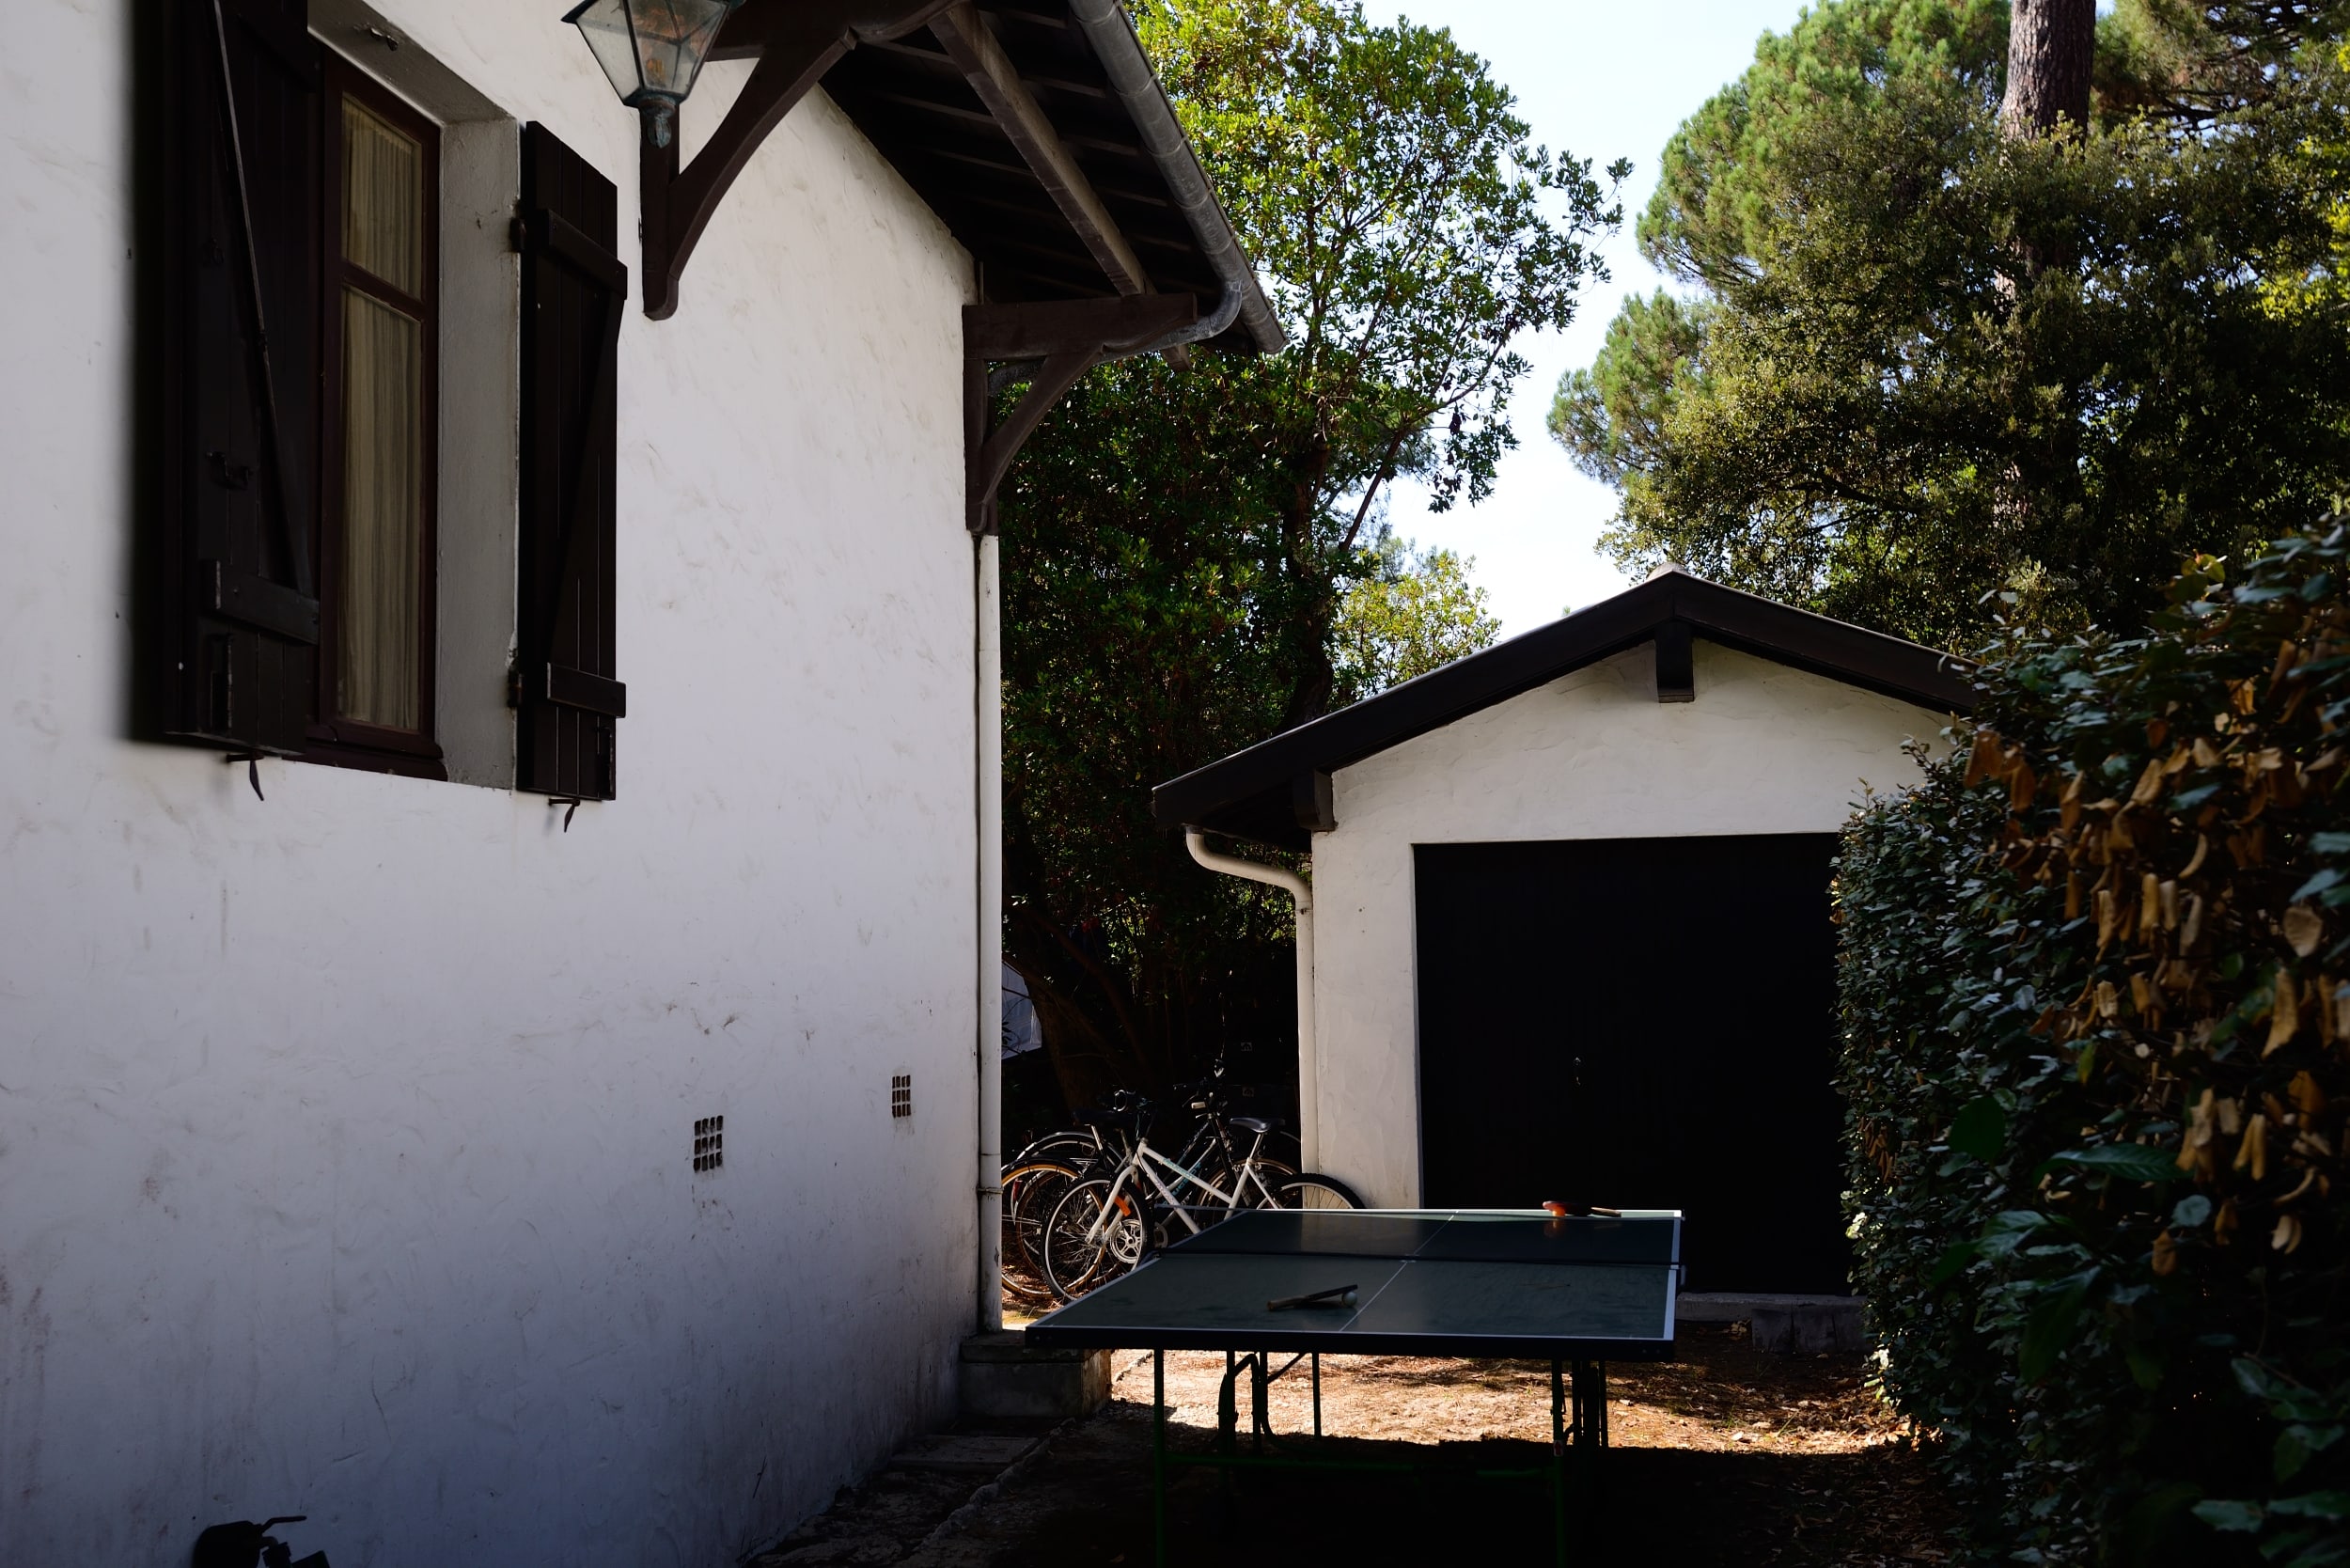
[564,0,740,149]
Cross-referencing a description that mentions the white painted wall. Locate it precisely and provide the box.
[1309,639,1951,1207]
[1,3,978,1564]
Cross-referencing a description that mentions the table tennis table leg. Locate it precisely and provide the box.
[1550,1359,1567,1568]
[1218,1350,1237,1453]
[1249,1352,1267,1453]
[1567,1358,1606,1451]
[1311,1353,1322,1438]
[1153,1349,1167,1568]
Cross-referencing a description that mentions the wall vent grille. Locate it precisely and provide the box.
[693,1115,724,1172]
[890,1074,912,1120]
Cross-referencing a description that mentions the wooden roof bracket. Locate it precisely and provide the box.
[964,293,1196,533]
[1654,619,1696,702]
[1291,770,1335,833]
[639,0,954,320]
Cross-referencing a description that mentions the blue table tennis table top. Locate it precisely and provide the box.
[1024,1208,1683,1361]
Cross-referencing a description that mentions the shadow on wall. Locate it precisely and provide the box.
[192,1516,330,1568]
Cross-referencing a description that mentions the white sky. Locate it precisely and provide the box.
[1362,0,1813,634]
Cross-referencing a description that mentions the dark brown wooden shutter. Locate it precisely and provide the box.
[517,123,627,802]
[158,0,323,754]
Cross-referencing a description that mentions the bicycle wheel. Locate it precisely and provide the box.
[1000,1160,1080,1305]
[1227,1156,1296,1210]
[1270,1172,1365,1211]
[1042,1178,1148,1300]
[1008,1128,1112,1168]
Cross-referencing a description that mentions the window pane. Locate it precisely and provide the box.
[342,97,422,294]
[339,288,424,730]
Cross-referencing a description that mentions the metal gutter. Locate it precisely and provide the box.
[1067,0,1287,354]
[1185,831,1319,1170]
[976,533,1005,1334]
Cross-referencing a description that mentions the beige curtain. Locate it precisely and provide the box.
[337,100,424,730]
[343,101,420,293]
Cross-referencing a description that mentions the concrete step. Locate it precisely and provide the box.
[959,1330,1112,1419]
[885,1431,1044,1476]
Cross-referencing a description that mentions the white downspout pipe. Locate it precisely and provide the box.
[1184,829,1318,1170]
[976,533,1004,1334]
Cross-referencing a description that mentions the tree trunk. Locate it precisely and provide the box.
[2000,0,2096,138]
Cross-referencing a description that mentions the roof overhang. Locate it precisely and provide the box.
[1152,569,1977,850]
[688,0,1282,353]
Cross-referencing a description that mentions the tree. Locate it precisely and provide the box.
[1141,0,1622,727]
[1550,0,2350,651]
[2261,38,2350,323]
[2098,3,2350,124]
[1329,540,1501,706]
[996,0,1618,1108]
[2001,0,2094,136]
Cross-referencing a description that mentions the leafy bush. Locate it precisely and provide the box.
[1839,525,2350,1564]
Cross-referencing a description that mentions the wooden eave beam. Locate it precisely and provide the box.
[640,0,953,319]
[963,293,1195,533]
[929,3,1152,298]
[645,0,1196,333]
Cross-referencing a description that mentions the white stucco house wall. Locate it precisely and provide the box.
[0,1,1276,1563]
[1155,569,1971,1294]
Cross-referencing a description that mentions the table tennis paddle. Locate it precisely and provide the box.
[1266,1284,1357,1310]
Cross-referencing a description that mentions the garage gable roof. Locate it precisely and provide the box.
[1152,568,1977,849]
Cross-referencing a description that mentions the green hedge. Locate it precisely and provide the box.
[1839,525,2350,1565]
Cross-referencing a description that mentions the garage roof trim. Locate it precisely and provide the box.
[1152,568,1977,849]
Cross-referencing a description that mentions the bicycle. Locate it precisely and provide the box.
[999,1096,1141,1306]
[1039,1091,1361,1299]
[1000,1071,1231,1306]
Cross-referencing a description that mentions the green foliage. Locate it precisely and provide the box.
[1551,0,2350,650]
[1146,0,1622,525]
[998,1,1615,1105]
[2261,39,2350,326]
[1839,526,2350,1562]
[1329,539,1500,705]
[1634,0,2009,290]
[2098,2,2350,124]
[999,363,1308,1105]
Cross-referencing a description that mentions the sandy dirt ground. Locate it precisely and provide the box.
[750,1324,1955,1567]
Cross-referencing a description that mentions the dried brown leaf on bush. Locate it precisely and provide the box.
[2282,904,2324,957]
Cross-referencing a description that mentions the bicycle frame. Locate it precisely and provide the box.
[1078,1124,1285,1249]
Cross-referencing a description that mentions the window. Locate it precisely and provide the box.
[314,59,442,772]
[161,0,622,796]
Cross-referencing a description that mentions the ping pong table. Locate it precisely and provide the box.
[1025,1207,1683,1566]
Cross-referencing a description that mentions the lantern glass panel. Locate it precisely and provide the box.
[564,0,731,109]
[563,0,645,106]
[633,0,731,102]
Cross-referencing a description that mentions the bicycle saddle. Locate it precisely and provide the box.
[1229,1115,1277,1136]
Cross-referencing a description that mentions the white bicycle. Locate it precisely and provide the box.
[1038,1092,1360,1298]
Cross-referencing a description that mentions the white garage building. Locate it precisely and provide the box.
[1157,569,1969,1294]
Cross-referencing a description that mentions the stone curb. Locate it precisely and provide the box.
[912,1411,1089,1551]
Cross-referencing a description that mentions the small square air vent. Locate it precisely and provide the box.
[693,1115,724,1173]
[890,1074,912,1120]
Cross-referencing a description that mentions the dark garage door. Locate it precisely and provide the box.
[1415,834,1850,1294]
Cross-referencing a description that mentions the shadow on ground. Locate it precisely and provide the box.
[756,1327,1953,1567]
[979,1419,1947,1568]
